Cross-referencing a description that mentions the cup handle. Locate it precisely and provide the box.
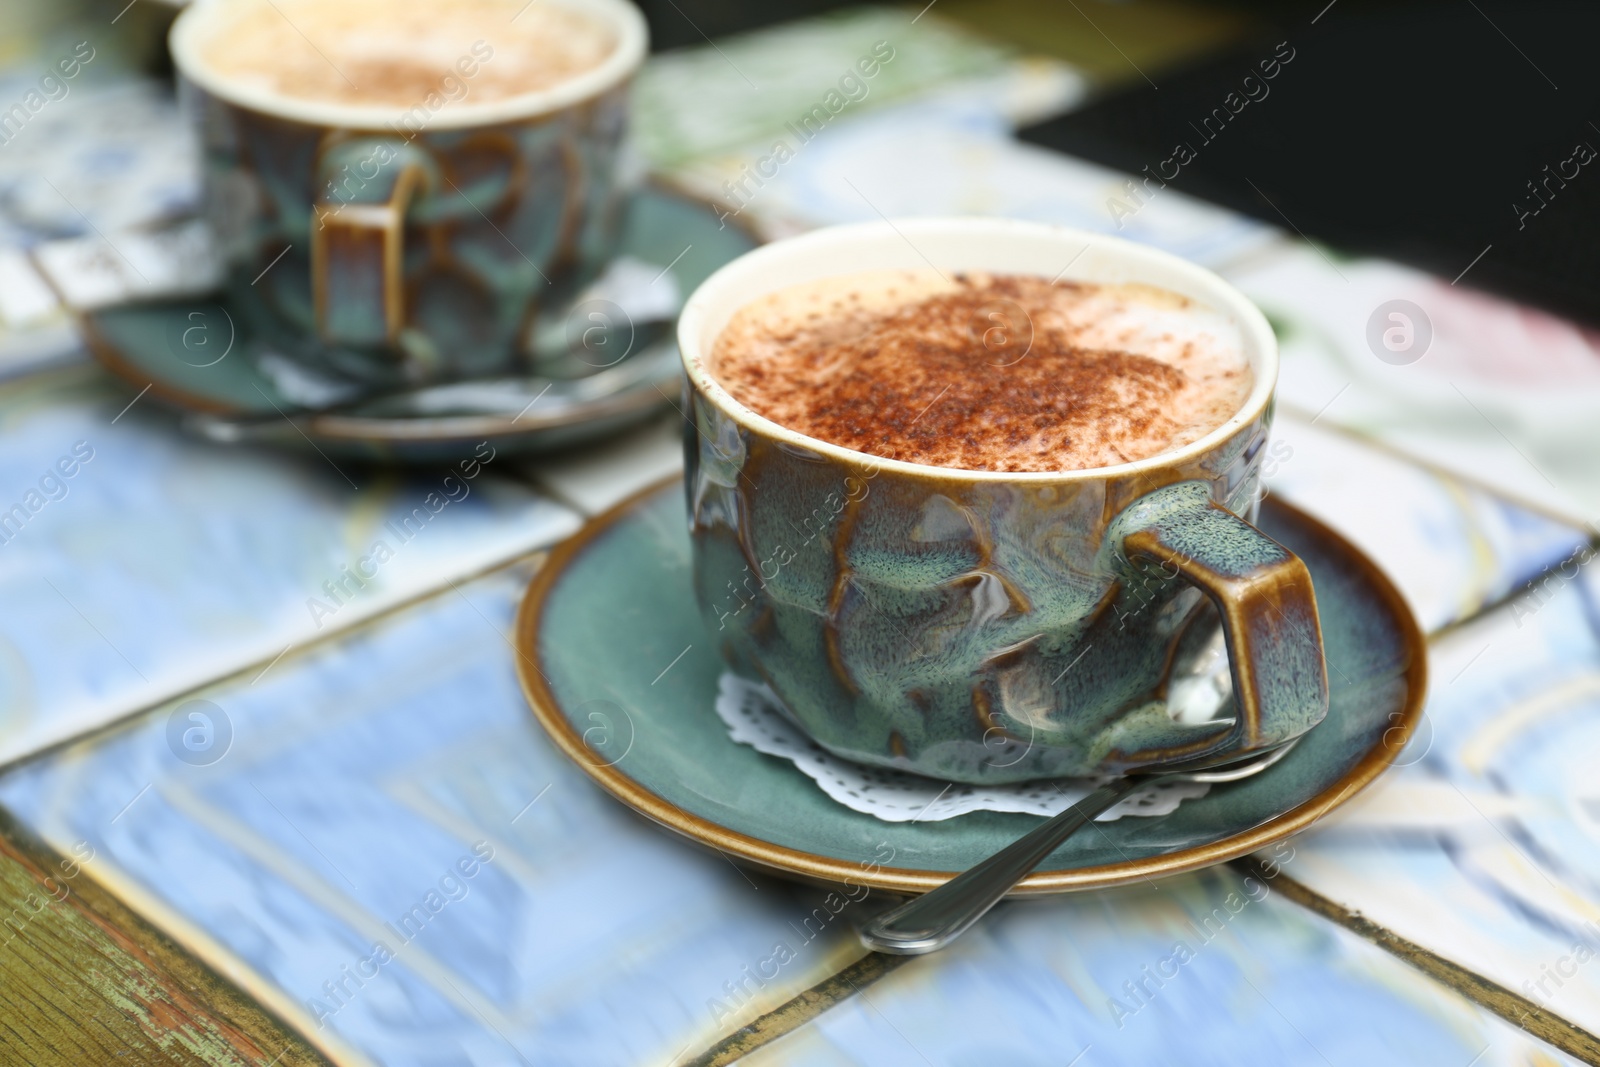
[310,138,433,347]
[1114,480,1329,764]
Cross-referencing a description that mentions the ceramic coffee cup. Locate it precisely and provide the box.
[169,0,647,385]
[678,218,1328,785]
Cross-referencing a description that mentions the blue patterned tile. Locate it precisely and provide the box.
[0,366,578,764]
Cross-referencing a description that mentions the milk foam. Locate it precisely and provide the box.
[199,0,615,108]
[710,269,1254,473]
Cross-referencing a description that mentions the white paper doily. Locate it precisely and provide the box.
[715,673,1210,823]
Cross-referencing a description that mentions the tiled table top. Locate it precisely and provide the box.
[2,5,1599,1066]
[0,366,579,768]
[1,389,1592,1066]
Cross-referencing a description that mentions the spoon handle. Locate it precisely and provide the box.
[858,777,1141,955]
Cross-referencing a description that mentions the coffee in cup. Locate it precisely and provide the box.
[710,270,1254,473]
[170,0,647,384]
[679,219,1328,785]
[198,0,616,109]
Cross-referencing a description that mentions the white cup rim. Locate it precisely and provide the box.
[169,0,647,130]
[678,217,1279,483]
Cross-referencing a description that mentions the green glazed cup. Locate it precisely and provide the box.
[678,219,1328,785]
[169,0,647,386]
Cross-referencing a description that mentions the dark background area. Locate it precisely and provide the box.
[1019,1,1600,328]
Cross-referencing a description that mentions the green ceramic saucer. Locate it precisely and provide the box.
[82,187,756,463]
[516,477,1425,894]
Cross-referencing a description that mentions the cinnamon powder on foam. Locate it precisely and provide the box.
[709,270,1254,474]
[201,0,614,108]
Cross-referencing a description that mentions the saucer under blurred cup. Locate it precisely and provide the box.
[169,0,647,385]
[679,219,1330,785]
